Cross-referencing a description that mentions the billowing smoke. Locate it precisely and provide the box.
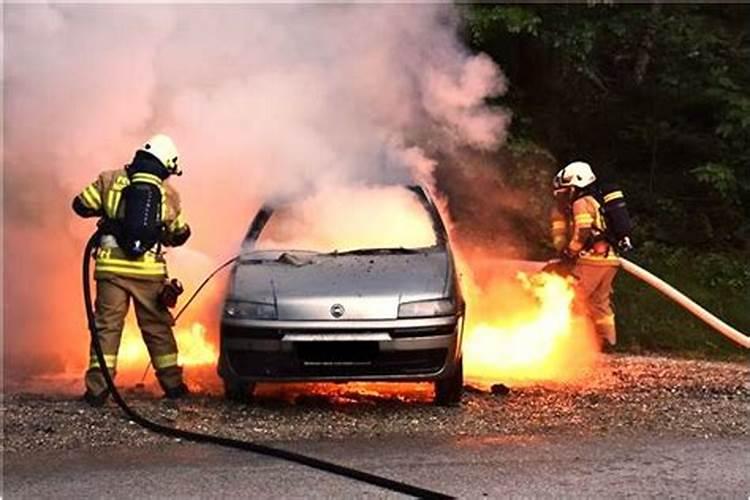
[3,4,509,382]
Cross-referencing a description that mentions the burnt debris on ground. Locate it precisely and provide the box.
[3,355,748,455]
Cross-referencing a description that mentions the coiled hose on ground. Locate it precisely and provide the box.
[83,232,453,499]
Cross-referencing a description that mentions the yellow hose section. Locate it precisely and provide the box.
[618,258,750,349]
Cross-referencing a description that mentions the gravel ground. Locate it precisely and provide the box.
[3,355,748,456]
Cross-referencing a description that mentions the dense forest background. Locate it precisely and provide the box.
[449,4,749,356]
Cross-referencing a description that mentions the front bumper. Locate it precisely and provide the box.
[218,316,462,382]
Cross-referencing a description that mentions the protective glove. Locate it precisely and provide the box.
[617,236,634,253]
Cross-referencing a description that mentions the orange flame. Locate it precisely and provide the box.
[102,187,598,395]
[118,320,217,370]
[461,265,600,388]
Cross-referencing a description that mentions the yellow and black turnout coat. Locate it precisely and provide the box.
[550,193,619,267]
[76,168,190,280]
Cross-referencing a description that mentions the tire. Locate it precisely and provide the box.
[434,357,463,407]
[223,380,256,403]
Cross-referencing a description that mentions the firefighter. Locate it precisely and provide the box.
[550,161,619,348]
[73,134,192,406]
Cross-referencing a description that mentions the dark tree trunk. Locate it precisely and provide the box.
[633,1,662,86]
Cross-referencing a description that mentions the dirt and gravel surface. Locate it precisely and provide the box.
[3,355,748,456]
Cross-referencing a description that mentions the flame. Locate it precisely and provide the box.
[461,263,600,388]
[67,186,597,397]
[118,320,217,370]
[256,382,434,404]
[247,185,601,395]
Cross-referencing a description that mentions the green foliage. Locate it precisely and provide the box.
[460,5,750,356]
[464,5,541,44]
[462,4,750,248]
[615,243,749,357]
[690,163,739,202]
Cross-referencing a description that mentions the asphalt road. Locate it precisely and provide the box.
[5,433,749,498]
[4,356,748,498]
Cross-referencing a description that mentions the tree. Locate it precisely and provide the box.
[462,4,750,248]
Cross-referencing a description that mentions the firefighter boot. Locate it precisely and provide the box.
[82,390,109,407]
[164,383,191,399]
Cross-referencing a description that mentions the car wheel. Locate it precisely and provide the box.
[434,357,463,407]
[223,380,256,403]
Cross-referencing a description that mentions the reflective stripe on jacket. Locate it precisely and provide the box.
[76,168,189,279]
[550,194,619,267]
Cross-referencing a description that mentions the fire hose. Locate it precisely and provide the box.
[83,232,453,499]
[618,258,750,349]
[137,255,240,383]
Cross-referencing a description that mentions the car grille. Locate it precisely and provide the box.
[227,345,448,378]
[222,325,282,339]
[222,324,455,339]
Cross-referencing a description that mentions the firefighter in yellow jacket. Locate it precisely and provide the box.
[550,161,619,348]
[73,134,191,406]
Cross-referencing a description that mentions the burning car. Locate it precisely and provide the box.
[218,185,464,405]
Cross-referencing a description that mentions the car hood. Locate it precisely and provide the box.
[228,250,452,320]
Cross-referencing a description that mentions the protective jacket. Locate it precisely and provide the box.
[74,166,190,280]
[550,192,619,267]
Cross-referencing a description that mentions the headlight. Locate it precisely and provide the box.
[223,300,277,320]
[398,299,455,318]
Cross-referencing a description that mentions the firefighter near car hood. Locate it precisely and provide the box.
[81,230,455,499]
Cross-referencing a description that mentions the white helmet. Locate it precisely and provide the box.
[140,134,181,175]
[553,161,596,190]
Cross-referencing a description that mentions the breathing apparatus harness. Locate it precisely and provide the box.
[82,231,452,499]
[105,152,172,259]
[579,183,634,255]
[554,183,633,264]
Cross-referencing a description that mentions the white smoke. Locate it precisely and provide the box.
[3,3,509,380]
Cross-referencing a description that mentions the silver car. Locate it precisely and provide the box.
[218,185,464,405]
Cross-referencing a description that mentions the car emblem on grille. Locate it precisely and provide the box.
[330,303,345,318]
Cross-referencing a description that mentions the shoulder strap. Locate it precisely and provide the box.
[103,172,130,219]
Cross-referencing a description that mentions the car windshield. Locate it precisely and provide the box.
[254,186,439,254]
